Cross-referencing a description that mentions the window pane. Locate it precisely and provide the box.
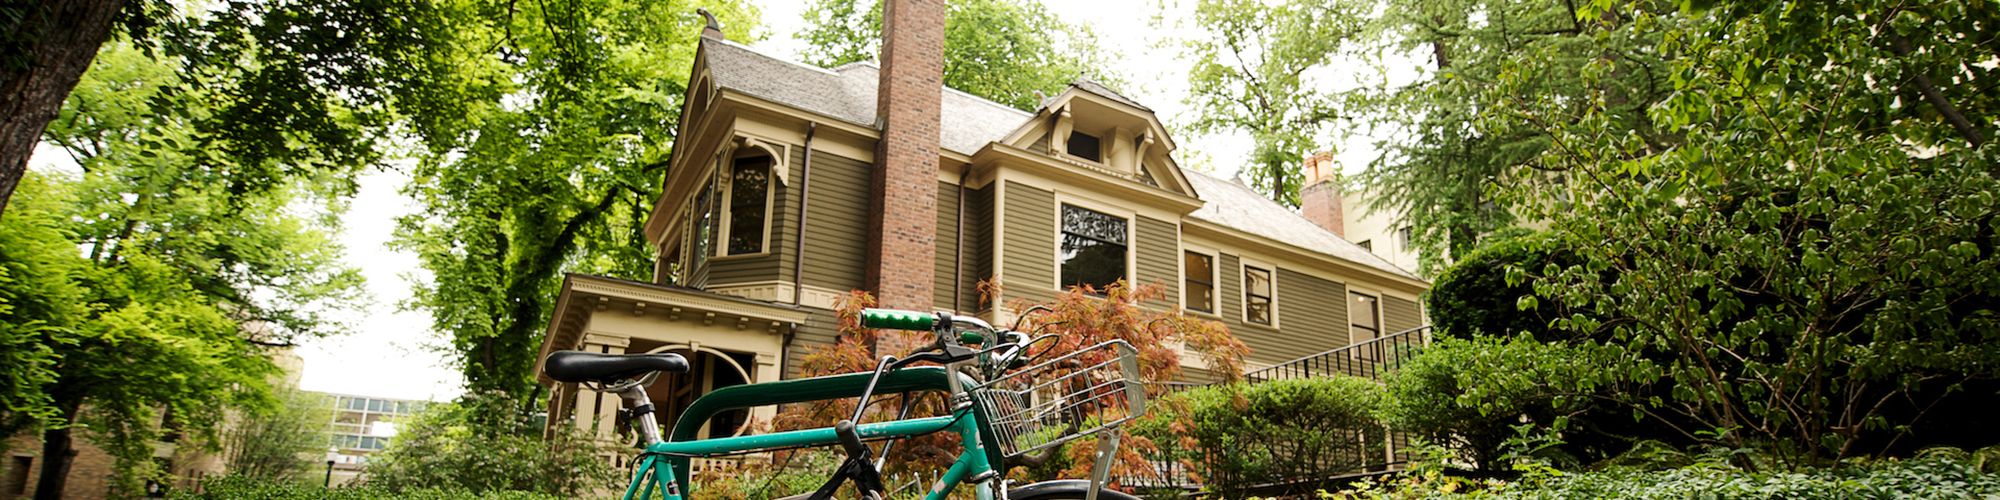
[1246,295,1270,325]
[727,158,770,255]
[1245,266,1272,325]
[1352,293,1379,330]
[1060,204,1127,292]
[1184,252,1213,313]
[1244,267,1270,297]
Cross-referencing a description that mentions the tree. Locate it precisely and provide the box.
[389,0,762,399]
[1516,0,2000,465]
[1344,0,1676,272]
[223,388,333,481]
[0,0,136,219]
[0,40,369,499]
[799,0,1111,110]
[1173,0,1369,207]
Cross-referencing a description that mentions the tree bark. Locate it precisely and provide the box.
[0,0,127,220]
[31,397,83,500]
[1889,32,1987,147]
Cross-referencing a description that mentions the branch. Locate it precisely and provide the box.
[1889,31,1987,146]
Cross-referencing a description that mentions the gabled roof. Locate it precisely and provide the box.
[703,39,1032,156]
[1183,169,1420,280]
[1068,77,1152,113]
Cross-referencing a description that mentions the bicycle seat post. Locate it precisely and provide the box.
[603,378,663,446]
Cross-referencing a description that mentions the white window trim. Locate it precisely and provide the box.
[1238,257,1279,329]
[714,140,785,259]
[1051,195,1136,293]
[1180,244,1222,318]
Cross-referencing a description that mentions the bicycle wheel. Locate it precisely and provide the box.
[1006,480,1141,500]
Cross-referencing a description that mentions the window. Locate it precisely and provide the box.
[1060,204,1127,292]
[725,156,771,255]
[1356,239,1372,252]
[1351,292,1379,343]
[1185,251,1214,313]
[1396,226,1413,251]
[688,178,716,269]
[1244,266,1273,325]
[1067,132,1102,162]
[6,456,32,496]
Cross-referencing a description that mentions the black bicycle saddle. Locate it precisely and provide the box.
[544,351,690,383]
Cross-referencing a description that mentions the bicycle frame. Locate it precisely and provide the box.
[620,365,1001,500]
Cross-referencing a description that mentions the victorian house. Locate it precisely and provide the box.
[531,6,1428,448]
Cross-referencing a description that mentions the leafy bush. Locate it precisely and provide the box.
[171,475,570,500]
[363,392,619,496]
[1135,376,1385,499]
[1424,232,1582,341]
[1321,455,2000,500]
[1380,336,1669,472]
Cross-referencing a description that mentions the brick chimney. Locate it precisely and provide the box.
[1298,150,1345,238]
[865,0,943,320]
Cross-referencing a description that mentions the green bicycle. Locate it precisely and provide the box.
[543,308,1148,500]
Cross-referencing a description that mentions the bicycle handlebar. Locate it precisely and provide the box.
[860,308,935,330]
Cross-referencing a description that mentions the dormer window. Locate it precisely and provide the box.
[1067,132,1101,162]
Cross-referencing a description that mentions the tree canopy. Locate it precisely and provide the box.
[800,0,1112,110]
[2,39,368,498]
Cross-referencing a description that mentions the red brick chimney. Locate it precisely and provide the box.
[1298,150,1345,238]
[865,0,943,320]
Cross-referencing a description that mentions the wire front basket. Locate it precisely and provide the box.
[971,340,1147,458]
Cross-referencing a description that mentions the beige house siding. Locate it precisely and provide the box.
[934,182,960,311]
[1275,268,1348,359]
[1383,295,1423,336]
[966,184,994,312]
[1001,181,1057,304]
[1217,253,1245,332]
[1134,215,1178,309]
[785,311,843,378]
[799,150,873,293]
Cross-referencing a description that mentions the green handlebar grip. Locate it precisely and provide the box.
[861,309,935,331]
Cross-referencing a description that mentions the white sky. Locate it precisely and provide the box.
[285,0,1420,403]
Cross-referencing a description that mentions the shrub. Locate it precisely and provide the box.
[172,475,570,500]
[1424,231,1582,341]
[363,392,619,496]
[1320,454,2000,499]
[1135,376,1385,499]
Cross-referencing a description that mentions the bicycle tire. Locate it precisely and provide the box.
[1006,480,1141,500]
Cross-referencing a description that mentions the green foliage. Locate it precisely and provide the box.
[364,392,620,497]
[224,388,334,481]
[1319,454,2000,500]
[1345,0,1675,273]
[1501,0,2000,465]
[690,450,839,500]
[1380,336,1624,472]
[1424,232,1579,340]
[1171,0,1368,206]
[799,0,1111,110]
[171,475,569,500]
[390,0,762,397]
[2,36,369,497]
[1135,376,1385,499]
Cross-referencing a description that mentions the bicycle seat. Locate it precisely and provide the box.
[544,351,690,383]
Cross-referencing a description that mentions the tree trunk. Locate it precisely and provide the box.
[31,398,83,500]
[0,0,127,220]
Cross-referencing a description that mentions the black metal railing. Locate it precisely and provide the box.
[1242,326,1431,384]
